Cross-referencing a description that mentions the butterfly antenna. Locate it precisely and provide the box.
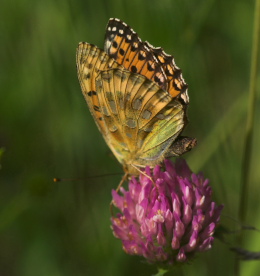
[53,172,123,183]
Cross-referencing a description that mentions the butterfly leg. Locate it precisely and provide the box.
[130,164,156,186]
[110,173,128,215]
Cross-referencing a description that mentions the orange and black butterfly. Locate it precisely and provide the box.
[76,18,196,176]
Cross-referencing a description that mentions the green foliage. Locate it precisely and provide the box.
[1,0,259,275]
[153,268,168,276]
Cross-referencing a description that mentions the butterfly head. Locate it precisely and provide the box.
[166,136,197,158]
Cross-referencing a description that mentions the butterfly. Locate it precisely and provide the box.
[76,18,196,176]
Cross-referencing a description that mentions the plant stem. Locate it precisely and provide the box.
[235,0,260,275]
[239,0,260,231]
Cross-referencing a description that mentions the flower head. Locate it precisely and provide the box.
[111,159,223,264]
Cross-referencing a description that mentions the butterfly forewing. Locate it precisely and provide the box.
[105,18,189,103]
[145,43,188,99]
[105,18,168,91]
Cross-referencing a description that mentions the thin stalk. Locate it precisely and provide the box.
[235,0,260,275]
[239,0,260,230]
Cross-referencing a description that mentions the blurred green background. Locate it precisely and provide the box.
[1,0,260,275]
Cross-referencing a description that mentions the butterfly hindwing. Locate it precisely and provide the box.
[94,67,188,171]
[76,42,123,138]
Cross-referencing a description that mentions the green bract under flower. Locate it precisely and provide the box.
[111,159,223,264]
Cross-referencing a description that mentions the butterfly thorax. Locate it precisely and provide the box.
[122,136,197,176]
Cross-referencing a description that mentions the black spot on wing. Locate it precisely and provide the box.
[94,105,100,111]
[87,91,97,97]
[147,62,155,71]
[119,48,125,56]
[154,75,163,85]
[84,73,90,79]
[131,65,137,73]
[138,52,146,60]
[112,41,118,48]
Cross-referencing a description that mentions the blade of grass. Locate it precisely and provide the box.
[187,92,247,172]
[239,0,260,227]
[235,0,260,275]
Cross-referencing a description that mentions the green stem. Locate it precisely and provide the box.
[239,0,260,231]
[236,0,260,275]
